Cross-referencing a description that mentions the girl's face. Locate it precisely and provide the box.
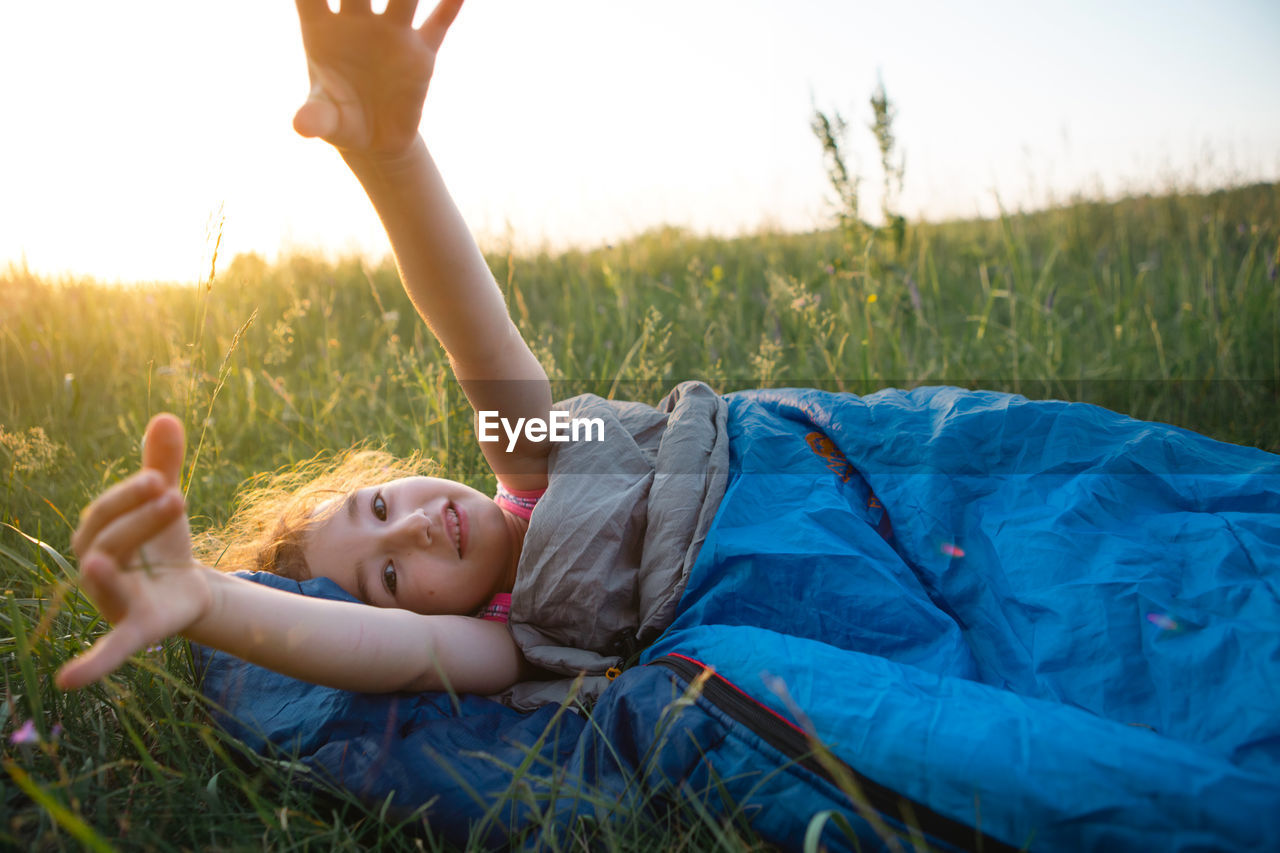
[302,476,521,615]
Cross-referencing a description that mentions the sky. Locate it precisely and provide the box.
[2,0,1278,285]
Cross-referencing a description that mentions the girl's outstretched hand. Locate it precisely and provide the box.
[57,414,211,690]
[293,0,464,157]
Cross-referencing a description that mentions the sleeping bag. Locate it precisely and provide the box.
[193,385,1280,851]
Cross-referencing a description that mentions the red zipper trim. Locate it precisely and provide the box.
[665,652,808,739]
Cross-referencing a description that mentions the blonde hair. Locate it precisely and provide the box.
[195,447,440,580]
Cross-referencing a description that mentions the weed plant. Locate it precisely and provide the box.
[2,175,1279,849]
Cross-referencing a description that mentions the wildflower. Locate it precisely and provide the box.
[790,293,819,312]
[905,275,923,314]
[0,426,64,475]
[9,719,38,745]
[867,293,878,304]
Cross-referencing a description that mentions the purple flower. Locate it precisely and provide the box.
[905,275,923,314]
[9,719,38,745]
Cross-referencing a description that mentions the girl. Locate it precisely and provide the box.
[58,0,562,697]
[51,8,1280,846]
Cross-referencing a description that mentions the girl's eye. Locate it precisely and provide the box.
[372,491,387,521]
[382,562,397,596]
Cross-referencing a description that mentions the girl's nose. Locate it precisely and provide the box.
[385,509,434,550]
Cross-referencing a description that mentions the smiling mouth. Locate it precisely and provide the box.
[446,504,462,556]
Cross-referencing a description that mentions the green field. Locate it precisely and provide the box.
[2,180,1278,849]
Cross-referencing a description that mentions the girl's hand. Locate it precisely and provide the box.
[292,0,464,157]
[71,414,194,573]
[57,415,211,690]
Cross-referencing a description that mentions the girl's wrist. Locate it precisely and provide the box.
[185,565,222,634]
[340,135,428,179]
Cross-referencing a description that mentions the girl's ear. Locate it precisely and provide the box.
[142,414,186,489]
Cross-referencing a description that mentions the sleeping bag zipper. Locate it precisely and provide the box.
[648,652,1017,853]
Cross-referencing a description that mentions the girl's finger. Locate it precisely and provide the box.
[293,84,340,140]
[55,619,147,690]
[295,0,330,21]
[85,491,186,569]
[341,0,374,16]
[140,413,185,490]
[385,0,420,27]
[79,553,131,623]
[419,0,464,51]
[72,470,164,558]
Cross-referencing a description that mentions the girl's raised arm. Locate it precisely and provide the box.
[294,0,550,491]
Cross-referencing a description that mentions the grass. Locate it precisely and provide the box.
[2,178,1278,849]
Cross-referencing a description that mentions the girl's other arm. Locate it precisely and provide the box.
[62,561,525,695]
[57,414,527,695]
[194,570,526,694]
[293,0,550,490]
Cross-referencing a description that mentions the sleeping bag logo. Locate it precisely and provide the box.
[805,431,856,483]
[805,431,894,541]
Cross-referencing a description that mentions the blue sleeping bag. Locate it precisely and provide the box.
[193,387,1280,850]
